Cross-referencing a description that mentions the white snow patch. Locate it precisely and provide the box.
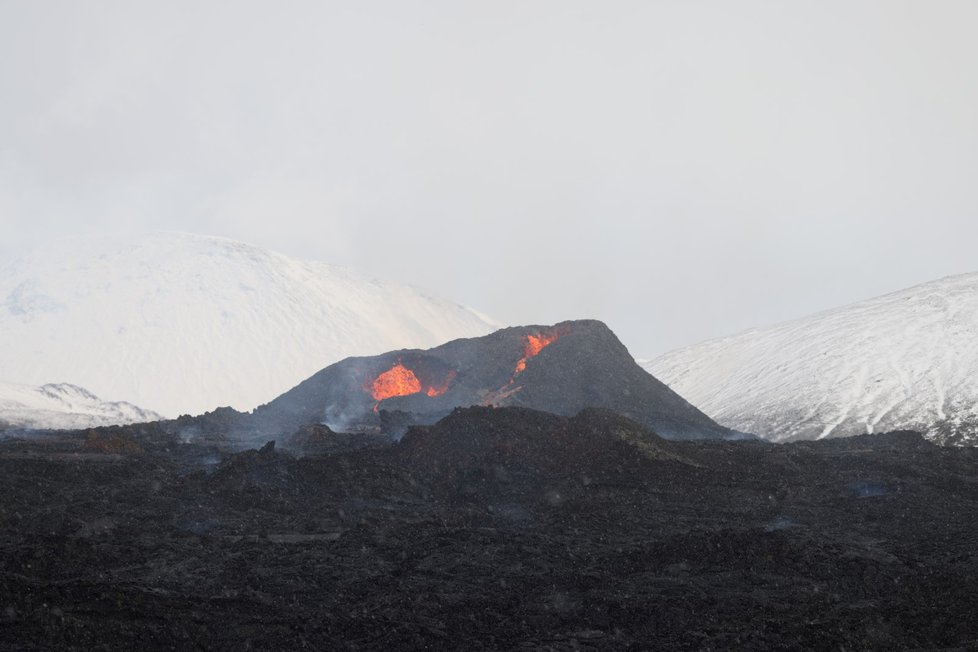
[642,272,978,443]
[0,381,162,430]
[0,232,500,417]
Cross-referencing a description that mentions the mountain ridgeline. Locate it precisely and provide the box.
[645,272,978,445]
[0,232,497,419]
[0,382,161,431]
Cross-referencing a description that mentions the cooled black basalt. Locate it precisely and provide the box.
[2,407,978,650]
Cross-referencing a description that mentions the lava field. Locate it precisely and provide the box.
[2,407,978,650]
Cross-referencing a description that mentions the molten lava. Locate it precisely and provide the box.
[514,332,560,376]
[365,362,456,411]
[368,363,422,401]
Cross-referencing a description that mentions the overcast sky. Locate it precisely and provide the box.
[2,1,977,358]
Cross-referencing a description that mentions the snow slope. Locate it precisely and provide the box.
[0,232,498,417]
[0,382,161,431]
[643,273,978,444]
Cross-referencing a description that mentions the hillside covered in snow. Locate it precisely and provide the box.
[0,382,161,431]
[644,273,978,445]
[0,232,498,418]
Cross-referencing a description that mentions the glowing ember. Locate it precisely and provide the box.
[365,363,456,411]
[368,363,422,401]
[513,332,560,375]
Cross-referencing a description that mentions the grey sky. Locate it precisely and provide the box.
[2,1,977,358]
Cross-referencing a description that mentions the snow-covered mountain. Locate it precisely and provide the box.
[643,273,978,445]
[0,232,498,418]
[0,382,161,431]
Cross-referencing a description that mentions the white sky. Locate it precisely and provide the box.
[2,1,977,357]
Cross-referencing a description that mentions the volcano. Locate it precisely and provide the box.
[233,319,732,444]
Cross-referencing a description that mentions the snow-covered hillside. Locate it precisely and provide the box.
[0,382,161,431]
[643,273,978,444]
[0,232,498,417]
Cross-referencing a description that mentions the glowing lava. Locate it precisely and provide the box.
[365,362,456,411]
[368,363,422,401]
[514,332,560,376]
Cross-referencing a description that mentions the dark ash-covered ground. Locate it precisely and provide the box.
[2,407,978,650]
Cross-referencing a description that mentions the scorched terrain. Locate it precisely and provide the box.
[1,407,977,650]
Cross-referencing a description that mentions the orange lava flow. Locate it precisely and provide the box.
[513,332,559,375]
[368,363,422,401]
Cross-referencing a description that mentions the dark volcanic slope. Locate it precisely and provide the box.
[247,319,730,441]
[397,406,694,500]
[2,407,978,650]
